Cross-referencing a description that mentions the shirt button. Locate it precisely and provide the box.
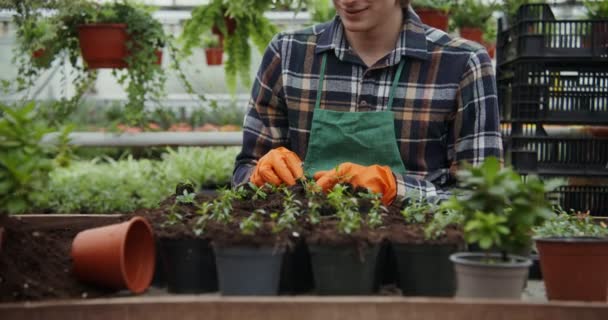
[360,100,368,107]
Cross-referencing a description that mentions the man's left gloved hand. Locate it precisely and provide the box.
[313,162,397,206]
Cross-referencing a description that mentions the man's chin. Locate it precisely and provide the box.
[341,20,372,33]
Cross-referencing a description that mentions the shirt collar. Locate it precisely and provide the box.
[315,5,430,63]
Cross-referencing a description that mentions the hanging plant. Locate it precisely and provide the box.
[3,0,201,125]
[181,0,279,93]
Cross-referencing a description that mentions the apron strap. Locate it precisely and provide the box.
[386,59,405,111]
[314,53,328,110]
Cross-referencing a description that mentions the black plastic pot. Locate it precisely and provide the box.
[528,253,543,280]
[150,239,166,288]
[279,239,314,294]
[159,238,218,294]
[214,246,284,296]
[392,243,460,297]
[309,244,380,295]
[376,241,398,289]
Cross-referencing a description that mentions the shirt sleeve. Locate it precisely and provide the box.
[391,48,503,208]
[232,34,290,187]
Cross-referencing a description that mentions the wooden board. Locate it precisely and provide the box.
[1,296,607,320]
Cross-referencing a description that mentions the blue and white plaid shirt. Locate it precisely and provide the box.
[233,7,503,206]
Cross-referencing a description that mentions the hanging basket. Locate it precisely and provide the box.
[78,23,162,69]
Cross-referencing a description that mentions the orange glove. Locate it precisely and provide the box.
[250,147,304,187]
[313,162,397,206]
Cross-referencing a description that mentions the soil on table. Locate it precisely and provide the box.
[135,182,463,251]
[0,215,119,303]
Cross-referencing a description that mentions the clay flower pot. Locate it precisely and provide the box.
[71,216,156,294]
[415,8,449,31]
[460,27,484,44]
[212,16,237,47]
[536,237,608,301]
[205,48,224,65]
[78,24,162,69]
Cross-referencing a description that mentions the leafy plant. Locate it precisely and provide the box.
[327,184,361,234]
[272,187,302,233]
[5,0,201,125]
[0,102,72,214]
[194,201,213,236]
[400,198,433,224]
[201,33,221,49]
[175,189,196,205]
[534,208,608,238]
[358,191,386,229]
[424,208,464,240]
[451,0,499,29]
[181,0,279,93]
[442,157,562,261]
[240,209,265,235]
[585,0,608,19]
[412,0,453,12]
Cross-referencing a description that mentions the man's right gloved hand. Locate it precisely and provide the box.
[250,147,303,187]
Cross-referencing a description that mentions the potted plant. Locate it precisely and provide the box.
[305,183,385,295]
[533,209,608,301]
[181,0,279,93]
[154,185,219,294]
[202,34,224,66]
[412,0,453,31]
[386,197,464,297]
[207,184,297,296]
[444,157,560,299]
[451,0,499,44]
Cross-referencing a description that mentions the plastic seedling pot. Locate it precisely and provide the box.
[279,239,314,294]
[393,243,461,297]
[309,244,381,295]
[160,238,218,294]
[214,246,284,296]
[71,216,155,294]
[450,252,531,299]
[150,239,166,288]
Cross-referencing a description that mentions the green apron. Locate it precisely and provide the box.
[303,53,408,176]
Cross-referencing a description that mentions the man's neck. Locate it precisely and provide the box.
[343,9,404,67]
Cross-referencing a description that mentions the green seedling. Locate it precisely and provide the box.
[240,209,265,235]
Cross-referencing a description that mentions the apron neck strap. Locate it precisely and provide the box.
[387,59,405,111]
[315,53,405,111]
[315,53,328,110]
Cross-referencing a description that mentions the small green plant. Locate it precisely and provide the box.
[412,0,453,12]
[240,209,265,235]
[585,0,608,19]
[327,184,361,234]
[451,0,499,29]
[534,208,608,238]
[248,182,268,200]
[424,208,464,240]
[400,198,433,224]
[175,189,196,205]
[163,203,185,228]
[442,157,562,261]
[358,191,386,229]
[273,187,302,233]
[301,178,323,224]
[193,201,213,236]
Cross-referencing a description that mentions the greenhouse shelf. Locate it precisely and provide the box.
[497,4,608,66]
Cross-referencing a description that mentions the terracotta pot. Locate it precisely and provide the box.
[484,42,496,59]
[32,48,45,59]
[460,27,484,44]
[205,48,224,65]
[536,237,608,301]
[415,8,449,31]
[71,216,155,294]
[78,24,162,69]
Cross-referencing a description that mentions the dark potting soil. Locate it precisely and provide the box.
[136,182,463,250]
[0,215,117,303]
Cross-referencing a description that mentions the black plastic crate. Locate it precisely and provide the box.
[497,4,608,66]
[508,135,608,177]
[548,185,608,217]
[498,62,608,124]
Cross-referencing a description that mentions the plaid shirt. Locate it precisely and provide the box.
[233,7,502,206]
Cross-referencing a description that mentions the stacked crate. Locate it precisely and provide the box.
[497,4,608,216]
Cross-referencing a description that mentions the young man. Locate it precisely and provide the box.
[232,0,502,208]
